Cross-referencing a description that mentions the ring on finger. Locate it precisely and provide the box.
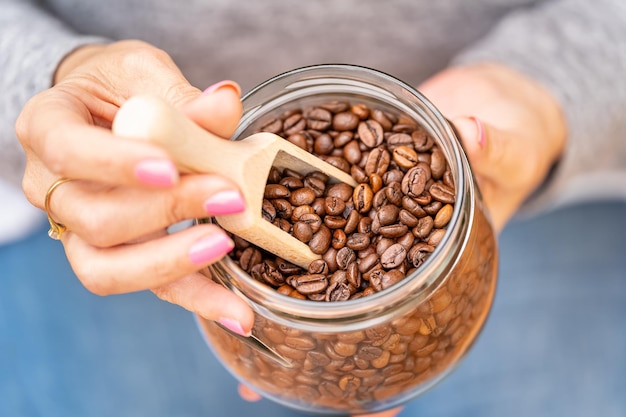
[45,178,73,240]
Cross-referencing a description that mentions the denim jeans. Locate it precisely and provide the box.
[2,202,625,417]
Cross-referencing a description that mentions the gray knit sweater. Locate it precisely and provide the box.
[2,0,626,215]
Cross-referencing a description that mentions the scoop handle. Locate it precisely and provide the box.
[112,95,245,176]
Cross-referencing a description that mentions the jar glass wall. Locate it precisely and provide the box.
[196,65,498,415]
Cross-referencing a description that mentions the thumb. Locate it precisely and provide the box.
[451,116,521,183]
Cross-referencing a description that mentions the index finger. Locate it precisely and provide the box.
[17,89,179,187]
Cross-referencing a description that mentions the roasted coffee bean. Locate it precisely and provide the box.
[293,221,314,243]
[353,183,373,213]
[371,109,394,131]
[369,173,383,193]
[298,213,322,233]
[265,184,290,199]
[332,229,347,249]
[377,204,400,226]
[239,247,263,272]
[280,176,304,189]
[308,259,330,275]
[326,281,352,302]
[290,188,317,206]
[289,274,328,295]
[309,226,332,254]
[306,107,333,130]
[384,182,403,206]
[273,218,291,232]
[434,204,454,228]
[336,247,357,270]
[401,162,431,197]
[427,229,447,246]
[283,113,307,136]
[304,176,328,198]
[412,128,434,152]
[429,182,456,204]
[413,216,434,239]
[259,117,283,134]
[325,196,346,216]
[322,155,351,173]
[423,200,443,216]
[382,169,404,185]
[277,258,301,275]
[430,149,446,179]
[392,146,418,169]
[346,233,370,251]
[333,111,360,131]
[364,147,391,176]
[398,209,419,227]
[273,199,293,219]
[358,120,384,148]
[314,133,335,155]
[343,140,362,165]
[321,100,350,113]
[291,205,315,222]
[386,133,413,151]
[324,215,348,229]
[344,210,361,234]
[407,242,435,267]
[378,224,409,239]
[380,244,407,269]
[262,199,277,221]
[327,183,353,201]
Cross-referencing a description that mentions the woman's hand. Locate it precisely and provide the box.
[418,63,567,233]
[16,40,254,335]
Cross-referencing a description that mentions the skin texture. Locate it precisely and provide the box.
[16,41,565,417]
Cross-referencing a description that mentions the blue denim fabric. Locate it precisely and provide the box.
[2,202,625,417]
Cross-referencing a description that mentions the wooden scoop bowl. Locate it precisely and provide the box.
[112,95,358,268]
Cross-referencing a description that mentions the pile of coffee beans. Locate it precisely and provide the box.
[202,99,498,413]
[229,100,457,301]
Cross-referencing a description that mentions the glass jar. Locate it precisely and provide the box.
[196,64,498,415]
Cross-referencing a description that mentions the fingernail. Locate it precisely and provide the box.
[201,80,241,97]
[203,190,245,215]
[135,159,178,186]
[189,233,234,265]
[469,116,486,147]
[218,317,250,337]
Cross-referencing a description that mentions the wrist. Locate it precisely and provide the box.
[53,44,107,85]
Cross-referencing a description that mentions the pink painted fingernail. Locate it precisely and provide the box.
[218,317,250,337]
[201,80,241,97]
[469,116,486,147]
[189,233,234,265]
[135,159,178,186]
[203,190,245,215]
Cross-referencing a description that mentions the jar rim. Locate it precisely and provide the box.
[207,64,473,329]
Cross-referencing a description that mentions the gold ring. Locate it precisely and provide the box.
[45,178,73,240]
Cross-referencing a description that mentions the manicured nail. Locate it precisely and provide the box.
[469,116,486,147]
[218,317,250,337]
[203,190,245,215]
[201,80,241,97]
[189,233,234,265]
[135,159,178,186]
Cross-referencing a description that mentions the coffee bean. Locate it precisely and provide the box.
[434,204,454,228]
[289,274,328,295]
[380,244,407,269]
[333,111,360,131]
[293,221,314,243]
[364,147,391,176]
[290,187,317,206]
[265,184,290,199]
[401,162,431,198]
[429,182,455,204]
[392,146,418,169]
[386,133,413,151]
[358,120,384,148]
[353,183,373,213]
[306,107,333,130]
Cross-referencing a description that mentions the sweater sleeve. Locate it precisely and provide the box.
[452,0,626,217]
[0,0,109,188]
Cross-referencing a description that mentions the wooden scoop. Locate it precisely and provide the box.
[112,95,358,268]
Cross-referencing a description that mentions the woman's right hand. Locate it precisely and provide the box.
[15,40,254,336]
